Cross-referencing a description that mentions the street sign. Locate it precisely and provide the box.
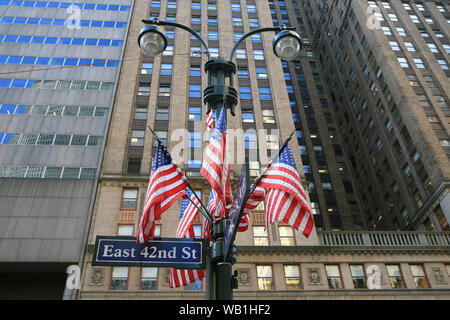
[92,236,208,269]
[224,161,250,259]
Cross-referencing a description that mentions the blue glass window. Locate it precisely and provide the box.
[85,38,98,46]
[103,21,115,28]
[26,17,40,24]
[25,79,35,88]
[120,5,130,11]
[0,104,16,114]
[1,17,15,23]
[47,1,58,8]
[93,59,106,67]
[80,20,90,27]
[96,4,107,10]
[71,38,84,45]
[11,79,27,88]
[106,60,119,67]
[51,57,64,65]
[0,133,3,143]
[108,5,119,11]
[189,85,201,97]
[32,36,45,43]
[14,17,27,24]
[36,57,50,65]
[259,87,272,100]
[239,87,252,99]
[22,56,37,64]
[18,35,31,43]
[78,59,92,66]
[15,105,28,114]
[59,2,71,8]
[35,1,47,7]
[0,79,12,87]
[2,133,16,144]
[115,21,127,28]
[40,18,52,25]
[0,56,7,63]
[11,1,23,6]
[64,58,78,66]
[111,40,123,47]
[59,38,71,45]
[98,39,111,46]
[44,37,57,44]
[0,35,4,42]
[91,20,102,27]
[4,35,19,42]
[84,3,95,9]
[7,56,23,64]
[23,1,35,7]
[52,19,64,26]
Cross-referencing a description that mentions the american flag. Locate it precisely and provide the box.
[137,139,190,243]
[202,191,216,239]
[257,139,314,237]
[206,109,214,131]
[169,189,205,288]
[238,185,266,232]
[200,106,232,220]
[175,189,201,238]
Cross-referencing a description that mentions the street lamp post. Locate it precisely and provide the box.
[138,17,302,300]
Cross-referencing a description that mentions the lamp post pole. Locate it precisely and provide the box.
[138,18,302,300]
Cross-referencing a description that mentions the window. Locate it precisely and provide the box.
[121,189,138,209]
[410,265,430,288]
[397,57,409,68]
[155,106,169,121]
[325,265,343,289]
[253,226,268,246]
[189,84,201,98]
[386,265,405,288]
[235,49,246,59]
[242,112,254,123]
[118,225,134,236]
[160,64,172,75]
[158,85,171,97]
[279,226,295,246]
[141,63,153,74]
[141,267,158,290]
[253,50,265,60]
[188,106,201,121]
[350,265,367,289]
[137,83,150,96]
[437,60,449,70]
[396,27,407,36]
[262,110,275,123]
[404,42,415,52]
[232,17,242,26]
[110,267,128,290]
[238,68,249,79]
[284,265,301,289]
[134,106,148,120]
[413,58,425,69]
[259,88,271,100]
[256,266,273,290]
[389,41,400,51]
[239,86,252,100]
[256,68,268,79]
[130,130,145,146]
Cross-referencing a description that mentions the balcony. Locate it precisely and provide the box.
[318,231,450,247]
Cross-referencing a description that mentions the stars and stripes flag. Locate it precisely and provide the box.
[202,191,216,239]
[206,109,214,131]
[169,189,205,288]
[137,139,190,243]
[257,138,314,237]
[200,105,232,220]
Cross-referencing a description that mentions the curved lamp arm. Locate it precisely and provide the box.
[229,25,295,62]
[142,18,211,60]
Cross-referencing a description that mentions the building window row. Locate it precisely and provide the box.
[0,165,97,179]
[0,104,109,117]
[0,78,114,90]
[0,15,128,28]
[0,55,119,67]
[0,34,123,47]
[0,132,103,146]
[0,0,131,11]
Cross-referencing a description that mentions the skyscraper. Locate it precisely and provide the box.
[300,0,449,231]
[77,0,449,300]
[0,0,132,298]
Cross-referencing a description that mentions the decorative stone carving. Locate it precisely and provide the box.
[237,268,251,286]
[432,267,447,283]
[90,268,105,286]
[308,268,321,284]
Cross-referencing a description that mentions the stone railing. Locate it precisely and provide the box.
[318,231,450,247]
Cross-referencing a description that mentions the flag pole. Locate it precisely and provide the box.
[247,129,296,197]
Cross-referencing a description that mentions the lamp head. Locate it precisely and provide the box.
[138,25,168,57]
[272,29,302,61]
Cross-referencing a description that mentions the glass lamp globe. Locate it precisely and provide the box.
[273,30,302,61]
[138,26,168,57]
